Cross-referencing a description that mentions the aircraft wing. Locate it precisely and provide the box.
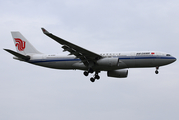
[41,28,102,66]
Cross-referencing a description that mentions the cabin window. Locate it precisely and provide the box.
[166,54,171,56]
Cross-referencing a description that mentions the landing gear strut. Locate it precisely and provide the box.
[155,66,159,74]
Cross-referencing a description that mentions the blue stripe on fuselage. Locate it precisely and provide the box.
[118,56,175,60]
[29,58,80,63]
[29,56,175,63]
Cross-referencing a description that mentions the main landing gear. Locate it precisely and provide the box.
[155,66,159,74]
[90,72,100,82]
[83,70,100,82]
[83,68,94,76]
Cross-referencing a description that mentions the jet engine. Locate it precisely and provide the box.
[96,58,119,66]
[107,69,128,78]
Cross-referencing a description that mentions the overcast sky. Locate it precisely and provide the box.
[1,0,179,120]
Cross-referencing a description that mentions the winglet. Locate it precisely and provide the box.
[41,28,50,34]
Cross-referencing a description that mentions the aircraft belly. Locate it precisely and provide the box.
[72,62,87,70]
[135,59,154,67]
[33,61,78,69]
[50,61,73,69]
[153,59,173,66]
[122,58,155,68]
[125,57,173,68]
[121,59,136,68]
[93,60,128,71]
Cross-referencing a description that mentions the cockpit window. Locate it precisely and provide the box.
[166,54,171,56]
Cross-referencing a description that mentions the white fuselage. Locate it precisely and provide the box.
[25,51,176,71]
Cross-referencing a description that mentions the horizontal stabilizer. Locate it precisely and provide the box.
[4,49,30,61]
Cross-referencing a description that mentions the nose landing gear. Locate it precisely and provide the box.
[155,66,159,74]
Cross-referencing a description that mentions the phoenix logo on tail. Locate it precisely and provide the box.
[15,38,26,51]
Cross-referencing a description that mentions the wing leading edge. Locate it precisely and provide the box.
[41,28,102,66]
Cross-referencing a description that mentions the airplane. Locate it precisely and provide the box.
[4,28,177,82]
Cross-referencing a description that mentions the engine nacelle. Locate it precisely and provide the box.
[107,69,128,78]
[96,58,119,66]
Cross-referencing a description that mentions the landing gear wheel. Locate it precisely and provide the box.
[155,70,159,74]
[83,71,89,76]
[90,77,95,82]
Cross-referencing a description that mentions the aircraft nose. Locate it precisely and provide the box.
[171,56,177,63]
[174,57,177,62]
